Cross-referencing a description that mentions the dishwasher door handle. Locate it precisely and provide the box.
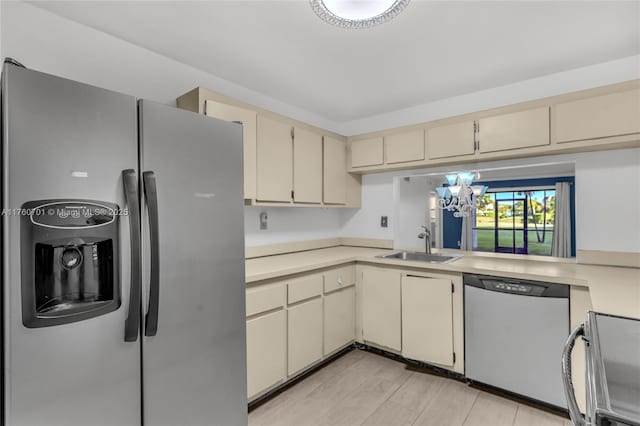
[562,323,586,426]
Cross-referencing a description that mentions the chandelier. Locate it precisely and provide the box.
[436,172,488,218]
[310,0,411,29]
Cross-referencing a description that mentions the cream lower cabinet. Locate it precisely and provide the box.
[246,265,357,400]
[401,275,454,367]
[324,286,356,355]
[288,298,323,375]
[361,268,402,351]
[246,310,286,399]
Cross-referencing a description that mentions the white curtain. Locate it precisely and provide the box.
[552,182,572,257]
[460,203,474,251]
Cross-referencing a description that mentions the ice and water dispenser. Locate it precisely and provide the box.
[21,200,121,327]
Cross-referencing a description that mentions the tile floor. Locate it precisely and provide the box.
[249,349,572,426]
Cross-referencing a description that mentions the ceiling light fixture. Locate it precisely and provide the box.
[436,172,489,218]
[310,0,411,29]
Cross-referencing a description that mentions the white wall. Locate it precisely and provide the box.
[244,206,343,247]
[575,148,640,253]
[340,172,396,241]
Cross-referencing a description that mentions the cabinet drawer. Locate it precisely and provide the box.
[287,274,323,304]
[555,89,640,143]
[350,137,384,168]
[246,283,285,317]
[323,265,356,293]
[384,130,425,164]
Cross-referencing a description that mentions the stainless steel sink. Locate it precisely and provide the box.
[378,251,462,263]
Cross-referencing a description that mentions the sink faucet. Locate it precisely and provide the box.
[418,226,432,254]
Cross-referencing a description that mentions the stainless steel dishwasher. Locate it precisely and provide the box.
[464,274,570,408]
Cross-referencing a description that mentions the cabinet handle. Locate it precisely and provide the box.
[338,277,343,286]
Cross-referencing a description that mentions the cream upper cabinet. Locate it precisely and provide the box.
[293,127,322,204]
[555,89,640,143]
[204,100,257,199]
[361,268,401,351]
[384,130,425,164]
[246,310,286,399]
[477,107,550,153]
[288,298,323,375]
[401,275,454,367]
[350,137,384,168]
[323,286,356,355]
[256,115,293,202]
[323,136,347,204]
[426,121,476,159]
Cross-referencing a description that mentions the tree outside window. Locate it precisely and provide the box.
[473,189,555,256]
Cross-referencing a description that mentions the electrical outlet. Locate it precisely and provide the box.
[380,216,388,228]
[259,212,268,230]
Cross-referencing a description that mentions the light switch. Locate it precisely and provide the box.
[381,216,388,228]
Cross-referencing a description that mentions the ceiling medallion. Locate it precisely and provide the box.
[310,0,411,29]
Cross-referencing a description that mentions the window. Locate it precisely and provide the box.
[473,189,555,256]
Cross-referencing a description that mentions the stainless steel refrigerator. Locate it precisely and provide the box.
[1,60,248,426]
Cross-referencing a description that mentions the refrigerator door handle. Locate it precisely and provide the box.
[143,171,160,337]
[123,169,142,342]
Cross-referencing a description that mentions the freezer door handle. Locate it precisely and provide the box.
[123,169,142,342]
[562,323,586,426]
[143,171,160,337]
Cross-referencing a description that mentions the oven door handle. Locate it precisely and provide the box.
[562,323,586,426]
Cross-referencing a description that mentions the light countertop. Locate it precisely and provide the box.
[245,246,640,319]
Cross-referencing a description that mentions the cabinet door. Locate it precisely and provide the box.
[555,89,640,143]
[384,130,425,164]
[401,276,454,366]
[204,100,257,200]
[323,136,347,204]
[350,137,384,168]
[478,107,550,153]
[256,115,293,202]
[362,269,401,351]
[246,310,286,399]
[324,287,356,355]
[293,127,322,203]
[426,121,476,159]
[288,298,323,375]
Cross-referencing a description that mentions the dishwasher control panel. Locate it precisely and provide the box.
[483,280,538,295]
[463,274,569,298]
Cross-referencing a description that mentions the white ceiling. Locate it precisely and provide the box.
[30,1,640,122]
